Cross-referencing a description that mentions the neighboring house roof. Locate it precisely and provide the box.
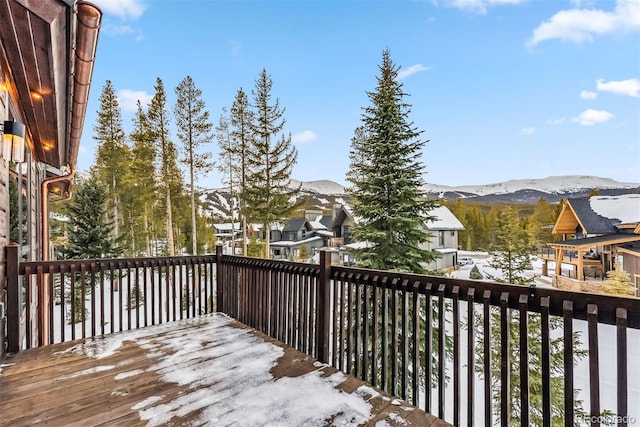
[283,218,312,233]
[270,236,324,248]
[423,205,465,231]
[319,215,333,229]
[213,223,241,232]
[553,194,640,235]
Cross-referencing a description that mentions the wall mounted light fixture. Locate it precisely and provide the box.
[1,120,26,163]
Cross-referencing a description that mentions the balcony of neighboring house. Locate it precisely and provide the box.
[538,234,640,293]
[2,245,639,425]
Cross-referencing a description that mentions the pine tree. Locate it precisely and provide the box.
[125,100,158,255]
[245,69,300,257]
[489,205,533,285]
[216,107,237,253]
[478,205,586,424]
[230,88,255,256]
[174,75,213,255]
[148,77,181,255]
[603,261,636,296]
[346,49,437,274]
[64,176,122,323]
[92,80,130,240]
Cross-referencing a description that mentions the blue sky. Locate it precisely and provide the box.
[82,0,640,187]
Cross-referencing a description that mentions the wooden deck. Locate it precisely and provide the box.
[0,313,449,426]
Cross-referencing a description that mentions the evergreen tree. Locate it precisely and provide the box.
[148,77,181,255]
[245,69,300,257]
[174,75,214,255]
[126,101,158,255]
[469,264,483,279]
[346,49,437,274]
[92,80,130,239]
[489,205,533,285]
[216,107,237,253]
[64,177,122,323]
[603,261,636,296]
[230,88,255,256]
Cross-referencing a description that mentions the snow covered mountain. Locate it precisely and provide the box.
[198,176,638,218]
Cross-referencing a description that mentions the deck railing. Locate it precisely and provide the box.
[217,249,640,427]
[5,244,640,426]
[5,244,216,352]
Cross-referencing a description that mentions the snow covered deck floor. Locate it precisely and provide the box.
[0,313,449,426]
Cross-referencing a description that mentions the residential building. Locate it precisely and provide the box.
[0,0,101,354]
[419,205,465,270]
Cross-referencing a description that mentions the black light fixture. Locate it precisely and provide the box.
[2,120,26,163]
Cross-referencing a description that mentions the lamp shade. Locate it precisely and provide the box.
[3,120,26,163]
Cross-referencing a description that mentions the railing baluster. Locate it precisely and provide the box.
[540,296,551,427]
[355,273,362,379]
[467,288,475,427]
[453,286,460,427]
[381,277,389,391]
[100,268,105,334]
[347,274,354,375]
[587,304,600,426]
[500,292,509,425]
[339,273,347,372]
[127,265,132,330]
[412,281,420,407]
[438,283,445,420]
[363,275,371,384]
[563,300,574,427]
[518,293,529,426]
[332,272,339,367]
[80,264,86,339]
[48,269,54,345]
[424,282,433,413]
[616,308,628,427]
[401,280,409,401]
[60,265,66,343]
[109,263,115,333]
[483,289,492,427]
[90,263,96,337]
[371,275,381,388]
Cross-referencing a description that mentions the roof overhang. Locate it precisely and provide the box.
[0,0,101,193]
[548,234,640,250]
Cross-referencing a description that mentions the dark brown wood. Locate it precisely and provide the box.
[483,289,491,427]
[362,275,370,384]
[6,244,20,353]
[355,274,362,378]
[381,278,389,391]
[391,278,399,397]
[500,292,510,426]
[467,288,475,427]
[316,250,331,363]
[412,281,420,407]
[425,283,433,414]
[438,283,445,420]
[401,280,409,400]
[452,286,460,427]
[587,304,600,426]
[563,300,574,427]
[540,296,551,427]
[518,293,529,426]
[616,307,628,427]
[372,276,381,388]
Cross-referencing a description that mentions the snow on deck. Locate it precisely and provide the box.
[0,313,447,426]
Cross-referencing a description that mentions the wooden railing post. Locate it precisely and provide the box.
[215,244,224,313]
[316,250,331,363]
[6,243,20,353]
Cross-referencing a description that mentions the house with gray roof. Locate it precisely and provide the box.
[270,218,324,260]
[543,194,640,293]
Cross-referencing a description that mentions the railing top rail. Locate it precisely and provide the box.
[18,254,217,274]
[223,255,322,275]
[331,264,640,329]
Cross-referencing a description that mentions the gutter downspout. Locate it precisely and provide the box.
[40,167,75,262]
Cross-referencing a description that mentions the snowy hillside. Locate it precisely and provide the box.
[198,175,638,218]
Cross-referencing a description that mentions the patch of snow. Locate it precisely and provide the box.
[388,412,408,424]
[60,365,115,379]
[115,369,144,380]
[589,194,640,224]
[290,179,346,195]
[111,390,128,397]
[425,205,464,230]
[132,395,164,410]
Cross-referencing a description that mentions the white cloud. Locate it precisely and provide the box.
[434,0,525,14]
[398,64,431,80]
[103,23,134,36]
[528,0,640,46]
[292,130,317,144]
[596,78,640,98]
[580,90,598,99]
[521,127,536,135]
[547,117,566,125]
[118,89,153,112]
[95,0,147,20]
[572,109,613,126]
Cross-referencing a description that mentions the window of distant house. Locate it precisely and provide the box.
[450,230,455,237]
[439,231,445,246]
[301,228,306,238]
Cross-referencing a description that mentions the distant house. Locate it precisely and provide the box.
[212,222,241,243]
[331,204,465,270]
[270,218,323,260]
[419,205,465,270]
[541,194,640,293]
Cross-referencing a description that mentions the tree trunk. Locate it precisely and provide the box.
[190,166,197,255]
[166,190,175,256]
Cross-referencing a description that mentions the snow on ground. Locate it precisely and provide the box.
[448,251,640,424]
[63,313,376,426]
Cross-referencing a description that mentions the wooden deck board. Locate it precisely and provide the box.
[0,313,449,426]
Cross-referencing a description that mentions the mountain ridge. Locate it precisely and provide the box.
[198,175,638,219]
